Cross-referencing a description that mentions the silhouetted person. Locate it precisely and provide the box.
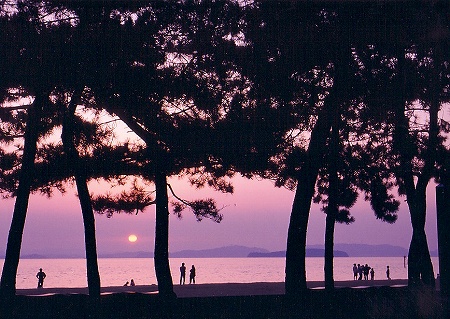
[124,281,129,286]
[130,279,135,286]
[370,268,375,280]
[189,265,196,284]
[36,268,46,288]
[357,264,363,280]
[353,264,358,280]
[180,262,186,285]
[363,264,370,280]
[386,266,391,280]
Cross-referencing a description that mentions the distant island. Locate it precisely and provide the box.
[7,243,438,259]
[248,249,348,258]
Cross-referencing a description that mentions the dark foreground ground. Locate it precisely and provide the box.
[1,286,448,319]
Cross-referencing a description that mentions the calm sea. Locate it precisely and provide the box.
[0,257,440,289]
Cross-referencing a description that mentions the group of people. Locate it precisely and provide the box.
[179,263,196,285]
[352,263,375,280]
[352,264,391,280]
[123,279,136,286]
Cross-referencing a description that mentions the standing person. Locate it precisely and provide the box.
[180,262,186,285]
[357,264,363,280]
[189,265,196,284]
[363,264,370,280]
[352,264,358,280]
[386,266,391,280]
[36,268,46,288]
[370,268,375,280]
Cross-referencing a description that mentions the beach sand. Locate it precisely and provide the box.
[6,279,447,319]
[16,279,408,297]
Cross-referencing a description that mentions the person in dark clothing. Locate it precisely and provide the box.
[180,263,186,285]
[189,265,196,284]
[353,264,358,280]
[36,268,46,288]
[363,264,370,280]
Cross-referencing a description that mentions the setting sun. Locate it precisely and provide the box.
[128,234,138,243]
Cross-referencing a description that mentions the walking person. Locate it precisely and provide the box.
[36,268,46,288]
[189,265,196,284]
[386,266,391,280]
[180,262,186,285]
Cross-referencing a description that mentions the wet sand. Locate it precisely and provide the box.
[16,279,408,297]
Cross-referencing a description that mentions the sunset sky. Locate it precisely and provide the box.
[0,110,444,258]
[0,173,440,257]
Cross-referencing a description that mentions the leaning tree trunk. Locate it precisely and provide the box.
[154,170,176,299]
[285,107,332,296]
[0,92,45,298]
[73,174,102,300]
[285,45,349,296]
[62,90,101,303]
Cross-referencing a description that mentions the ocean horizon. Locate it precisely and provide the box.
[2,257,439,290]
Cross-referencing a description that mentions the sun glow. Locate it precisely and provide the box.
[128,234,138,243]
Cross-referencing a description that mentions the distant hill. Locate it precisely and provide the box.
[248,249,348,258]
[20,254,48,259]
[308,244,409,257]
[170,245,270,258]
[99,251,152,258]
[6,244,438,259]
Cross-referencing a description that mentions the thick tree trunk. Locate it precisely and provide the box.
[407,192,435,286]
[394,50,436,288]
[0,93,44,298]
[285,46,348,296]
[154,170,176,299]
[285,108,332,296]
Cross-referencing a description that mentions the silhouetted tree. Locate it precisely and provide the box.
[0,3,54,298]
[356,3,449,286]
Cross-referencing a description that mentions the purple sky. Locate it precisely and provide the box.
[0,175,440,257]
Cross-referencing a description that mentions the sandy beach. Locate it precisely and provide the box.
[16,279,408,297]
[7,279,447,319]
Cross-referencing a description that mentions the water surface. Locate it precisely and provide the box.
[1,257,439,289]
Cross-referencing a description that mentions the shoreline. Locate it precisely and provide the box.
[16,279,408,297]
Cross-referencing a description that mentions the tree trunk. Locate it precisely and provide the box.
[62,89,101,302]
[0,92,45,298]
[105,109,176,299]
[285,107,332,296]
[285,45,348,296]
[394,50,435,288]
[324,123,340,291]
[154,170,176,299]
[75,175,102,297]
[407,192,435,286]
[324,212,336,290]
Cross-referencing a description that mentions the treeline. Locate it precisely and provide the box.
[0,0,448,312]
